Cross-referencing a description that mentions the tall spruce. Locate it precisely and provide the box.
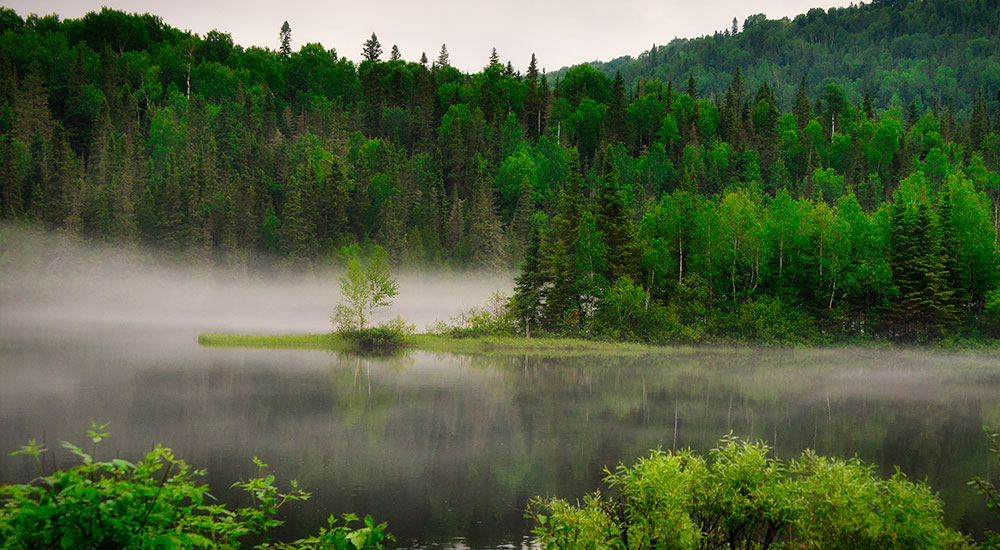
[279,21,292,57]
[794,76,811,129]
[435,44,450,68]
[887,195,957,340]
[596,152,638,283]
[362,33,382,62]
[511,220,545,336]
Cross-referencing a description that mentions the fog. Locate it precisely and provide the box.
[0,225,513,338]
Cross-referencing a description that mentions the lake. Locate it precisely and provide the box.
[2,322,999,548]
[1,230,998,547]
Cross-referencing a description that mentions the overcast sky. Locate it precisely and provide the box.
[6,0,852,73]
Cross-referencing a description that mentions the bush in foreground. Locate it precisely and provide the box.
[528,436,967,550]
[0,423,391,550]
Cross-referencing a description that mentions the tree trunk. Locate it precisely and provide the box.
[678,237,684,284]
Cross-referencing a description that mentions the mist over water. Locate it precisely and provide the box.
[0,224,513,337]
[3,224,1000,548]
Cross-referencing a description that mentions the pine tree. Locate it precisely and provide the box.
[862,90,875,120]
[596,153,638,282]
[906,101,920,128]
[511,221,545,336]
[467,172,506,269]
[362,33,382,62]
[489,47,500,66]
[686,74,698,99]
[794,76,811,129]
[435,44,450,68]
[968,93,990,152]
[390,44,401,61]
[0,132,23,218]
[279,21,292,57]
[607,72,627,144]
[887,197,957,340]
[524,54,543,140]
[543,150,586,330]
[420,51,428,66]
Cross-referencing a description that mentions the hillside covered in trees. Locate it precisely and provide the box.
[0,0,999,342]
[555,0,1000,120]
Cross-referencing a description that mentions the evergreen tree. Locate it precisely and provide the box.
[467,171,506,269]
[279,21,292,57]
[686,74,698,99]
[968,93,990,152]
[596,153,638,282]
[390,44,401,61]
[524,54,544,140]
[435,44,450,68]
[0,132,23,218]
[489,47,500,66]
[607,72,627,144]
[511,221,545,336]
[887,192,957,340]
[794,76,811,129]
[862,90,875,120]
[362,33,382,62]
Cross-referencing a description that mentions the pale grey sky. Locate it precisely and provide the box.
[5,0,852,73]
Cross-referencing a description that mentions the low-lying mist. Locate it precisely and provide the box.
[0,224,513,338]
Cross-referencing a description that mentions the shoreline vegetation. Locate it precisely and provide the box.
[197,332,662,355]
[196,331,1000,355]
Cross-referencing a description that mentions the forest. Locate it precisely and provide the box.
[0,0,999,342]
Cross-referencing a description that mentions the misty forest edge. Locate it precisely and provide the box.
[2,1,1000,345]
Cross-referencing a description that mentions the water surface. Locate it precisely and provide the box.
[2,323,999,548]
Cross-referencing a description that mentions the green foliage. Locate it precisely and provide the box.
[332,246,410,352]
[339,316,414,353]
[430,291,515,338]
[529,437,967,550]
[720,296,824,345]
[0,425,391,549]
[970,427,1000,549]
[333,246,399,332]
[1,3,998,344]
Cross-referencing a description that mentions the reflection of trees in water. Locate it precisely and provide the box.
[310,347,1000,544]
[5,343,998,546]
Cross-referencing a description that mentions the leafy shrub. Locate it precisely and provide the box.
[340,316,414,352]
[0,423,392,550]
[428,291,515,338]
[594,277,680,343]
[528,436,967,550]
[715,296,823,344]
[970,427,1000,549]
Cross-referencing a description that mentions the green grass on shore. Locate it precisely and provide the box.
[197,331,1000,355]
[198,332,347,349]
[197,332,662,355]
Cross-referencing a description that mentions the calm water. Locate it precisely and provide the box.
[2,324,1000,548]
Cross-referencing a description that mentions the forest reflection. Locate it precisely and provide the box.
[1,337,998,548]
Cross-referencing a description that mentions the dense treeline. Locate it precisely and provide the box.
[556,0,1000,120]
[0,4,999,342]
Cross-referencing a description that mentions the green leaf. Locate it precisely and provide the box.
[347,528,370,549]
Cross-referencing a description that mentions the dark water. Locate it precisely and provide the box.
[2,325,1000,548]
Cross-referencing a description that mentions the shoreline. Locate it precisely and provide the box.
[196,332,1000,355]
